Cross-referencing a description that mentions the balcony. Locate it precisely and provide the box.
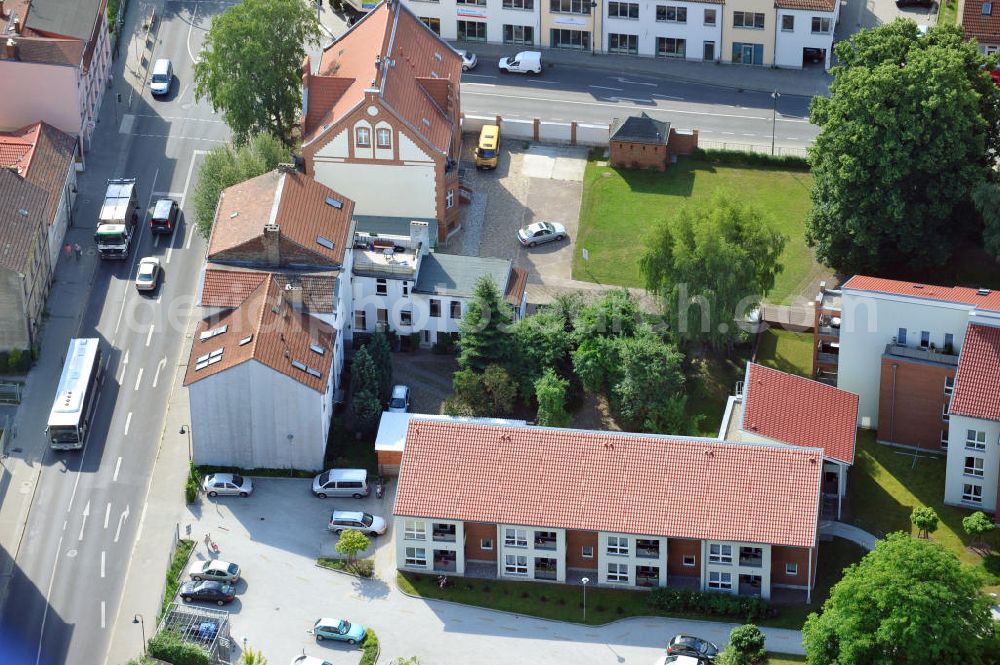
[433,550,457,573]
[534,558,558,581]
[636,541,661,559]
[817,324,840,338]
[738,549,763,568]
[885,343,958,367]
[636,566,661,587]
[816,352,839,366]
[534,532,557,551]
[432,525,457,542]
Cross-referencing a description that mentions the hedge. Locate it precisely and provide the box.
[359,629,380,665]
[689,147,810,170]
[147,630,210,665]
[647,587,771,622]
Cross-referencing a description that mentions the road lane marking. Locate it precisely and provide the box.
[63,520,67,531]
[104,502,112,528]
[134,368,144,391]
[589,85,622,91]
[152,358,167,388]
[166,245,174,264]
[114,505,130,543]
[652,93,684,100]
[607,96,656,103]
[462,82,496,88]
[78,501,90,541]
[124,412,132,436]
[132,133,227,142]
[614,76,658,87]
[463,73,497,79]
[101,551,106,578]
[36,535,63,665]
[115,457,123,484]
[146,324,154,347]
[187,1,202,65]
[66,458,83,513]
[101,601,106,629]
[117,349,130,383]
[134,114,225,124]
[136,501,149,542]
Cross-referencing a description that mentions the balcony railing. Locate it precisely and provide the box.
[636,546,661,559]
[432,528,457,543]
[534,536,557,550]
[636,573,660,587]
[885,343,958,366]
[817,325,840,338]
[816,352,839,366]
[738,554,763,568]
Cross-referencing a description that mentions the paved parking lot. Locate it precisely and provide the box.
[177,478,805,664]
[391,351,457,416]
[836,0,937,44]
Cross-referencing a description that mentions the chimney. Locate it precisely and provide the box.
[13,17,20,34]
[285,283,304,310]
[262,223,281,266]
[410,220,430,256]
[0,2,6,19]
[3,38,16,61]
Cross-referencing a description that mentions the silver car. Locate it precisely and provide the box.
[328,510,387,536]
[517,221,568,247]
[189,559,241,583]
[134,257,161,291]
[456,49,478,72]
[202,473,254,497]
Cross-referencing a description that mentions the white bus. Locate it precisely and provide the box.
[47,338,103,450]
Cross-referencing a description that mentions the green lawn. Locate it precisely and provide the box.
[938,0,958,24]
[768,655,806,665]
[574,157,816,304]
[848,430,1000,592]
[754,329,814,377]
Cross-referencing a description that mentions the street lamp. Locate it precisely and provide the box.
[770,90,781,156]
[132,614,146,656]
[179,425,192,460]
[581,577,590,622]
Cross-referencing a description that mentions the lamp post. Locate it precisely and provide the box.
[581,576,590,622]
[770,90,781,156]
[132,614,146,656]
[590,1,598,56]
[179,425,192,460]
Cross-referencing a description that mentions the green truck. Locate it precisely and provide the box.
[94,178,139,260]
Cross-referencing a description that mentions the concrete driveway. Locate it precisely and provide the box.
[836,0,936,43]
[391,351,458,415]
[178,478,805,664]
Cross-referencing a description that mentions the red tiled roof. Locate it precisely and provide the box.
[199,268,268,308]
[504,266,528,307]
[950,323,1000,422]
[200,264,340,312]
[394,421,823,549]
[843,275,1000,313]
[0,123,76,226]
[184,275,335,392]
[304,1,461,156]
[742,363,858,465]
[775,0,836,10]
[962,0,1000,43]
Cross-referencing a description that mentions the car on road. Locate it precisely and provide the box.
[388,384,410,413]
[291,657,333,665]
[312,617,367,645]
[134,257,161,292]
[189,560,241,583]
[456,49,478,71]
[202,473,254,497]
[518,221,567,247]
[328,510,387,536]
[498,50,542,74]
[895,0,933,7]
[667,634,719,661]
[150,198,179,234]
[150,58,173,96]
[179,580,235,606]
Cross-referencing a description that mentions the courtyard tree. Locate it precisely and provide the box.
[368,331,394,404]
[194,0,321,144]
[806,21,1000,273]
[802,532,993,664]
[445,365,517,418]
[350,347,382,433]
[909,506,940,539]
[457,277,513,371]
[534,369,571,427]
[718,624,767,665]
[971,182,1000,261]
[640,192,785,351]
[963,511,996,550]
[335,529,370,563]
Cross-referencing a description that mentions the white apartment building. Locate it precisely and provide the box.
[774,0,839,69]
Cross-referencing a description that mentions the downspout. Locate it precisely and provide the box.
[772,7,779,67]
[888,363,898,442]
[837,461,843,520]
[806,546,812,604]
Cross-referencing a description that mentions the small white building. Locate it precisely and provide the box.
[773,0,839,70]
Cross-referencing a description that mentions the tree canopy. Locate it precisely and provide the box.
[640,192,785,350]
[806,21,1000,273]
[457,277,514,371]
[534,369,571,428]
[350,347,381,433]
[194,0,321,144]
[909,506,939,538]
[802,532,993,665]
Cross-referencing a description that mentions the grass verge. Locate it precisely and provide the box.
[938,0,958,24]
[754,329,814,377]
[318,556,375,578]
[574,156,816,304]
[160,539,195,619]
[768,655,807,665]
[359,629,379,665]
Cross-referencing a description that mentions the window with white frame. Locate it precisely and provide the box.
[400,310,412,326]
[962,483,983,504]
[450,301,462,318]
[708,571,732,589]
[608,33,638,54]
[656,5,687,22]
[608,1,639,18]
[942,402,950,422]
[607,536,629,555]
[733,11,765,28]
[405,547,427,566]
[708,543,733,564]
[505,528,528,547]
[785,563,798,576]
[964,456,985,477]
[446,190,455,209]
[355,126,371,148]
[781,15,794,30]
[404,519,427,540]
[703,8,716,24]
[682,555,696,567]
[966,430,987,450]
[607,562,629,582]
[581,545,594,558]
[550,0,591,13]
[504,554,528,574]
[430,299,441,318]
[376,127,392,149]
[354,310,367,330]
[811,16,831,33]
[944,376,955,395]
[481,538,493,550]
[376,278,388,296]
[941,430,949,449]
[503,0,533,7]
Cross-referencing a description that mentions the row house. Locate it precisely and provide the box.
[393,420,824,600]
[300,0,465,244]
[720,362,858,518]
[402,0,837,68]
[0,121,77,350]
[0,0,112,152]
[960,0,999,54]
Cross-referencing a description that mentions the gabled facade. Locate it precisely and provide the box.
[394,420,824,600]
[300,0,464,243]
[773,0,838,69]
[0,167,50,350]
[961,0,1000,53]
[0,0,112,151]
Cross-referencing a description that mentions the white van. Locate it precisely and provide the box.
[150,58,173,96]
[312,468,370,498]
[498,51,542,75]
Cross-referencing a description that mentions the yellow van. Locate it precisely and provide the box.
[474,124,500,170]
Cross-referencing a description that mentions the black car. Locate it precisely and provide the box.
[179,580,235,606]
[150,198,179,235]
[895,0,933,7]
[667,634,719,661]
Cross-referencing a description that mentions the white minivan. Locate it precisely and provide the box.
[150,58,173,96]
[312,468,370,499]
[498,51,542,75]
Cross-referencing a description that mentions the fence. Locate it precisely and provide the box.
[697,139,809,158]
[0,383,21,404]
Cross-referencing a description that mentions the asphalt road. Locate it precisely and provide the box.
[460,67,818,149]
[0,2,230,664]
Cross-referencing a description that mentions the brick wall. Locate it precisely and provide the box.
[878,357,954,451]
[565,530,598,570]
[377,450,402,474]
[463,522,498,562]
[771,545,810,587]
[666,537,701,577]
[667,128,699,155]
[609,142,667,171]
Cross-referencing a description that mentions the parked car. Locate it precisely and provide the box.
[312,617,367,644]
[328,510,387,536]
[498,50,542,74]
[456,49,478,71]
[134,257,161,292]
[388,384,410,413]
[179,580,235,606]
[517,221,567,247]
[654,656,704,665]
[189,560,241,583]
[895,0,933,7]
[182,620,219,643]
[802,47,824,65]
[202,473,254,497]
[667,635,719,661]
[291,657,333,665]
[150,58,173,96]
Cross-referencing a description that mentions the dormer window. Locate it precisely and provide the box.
[355,127,371,148]
[376,127,392,149]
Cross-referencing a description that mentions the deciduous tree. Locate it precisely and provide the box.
[534,369,571,427]
[335,529,370,563]
[718,624,767,665]
[194,0,321,144]
[910,506,940,538]
[963,511,996,550]
[971,182,1000,261]
[368,331,394,404]
[802,532,993,665]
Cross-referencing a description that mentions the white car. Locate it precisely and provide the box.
[388,384,410,413]
[189,560,241,583]
[134,257,161,291]
[456,49,478,71]
[291,656,333,665]
[202,473,254,497]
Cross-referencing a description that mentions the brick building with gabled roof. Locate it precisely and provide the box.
[393,419,823,600]
[299,0,463,243]
[960,0,1000,53]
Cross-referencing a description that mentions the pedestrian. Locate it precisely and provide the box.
[63,243,72,258]
[204,532,212,549]
[73,243,82,260]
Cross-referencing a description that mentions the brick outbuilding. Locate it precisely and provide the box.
[609,113,699,171]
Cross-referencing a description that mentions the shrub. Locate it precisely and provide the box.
[147,629,210,665]
[359,629,380,665]
[689,147,810,170]
[161,539,195,618]
[718,624,767,665]
[7,348,23,373]
[185,462,200,504]
[647,587,769,621]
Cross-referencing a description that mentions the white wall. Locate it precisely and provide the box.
[497,524,566,582]
[701,540,773,599]
[838,290,973,426]
[0,61,80,137]
[395,517,466,574]
[402,0,542,44]
[944,414,1000,513]
[774,8,836,69]
[597,531,668,587]
[189,361,327,470]
[603,0,721,60]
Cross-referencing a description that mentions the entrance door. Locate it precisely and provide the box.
[742,44,754,64]
[703,41,715,61]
